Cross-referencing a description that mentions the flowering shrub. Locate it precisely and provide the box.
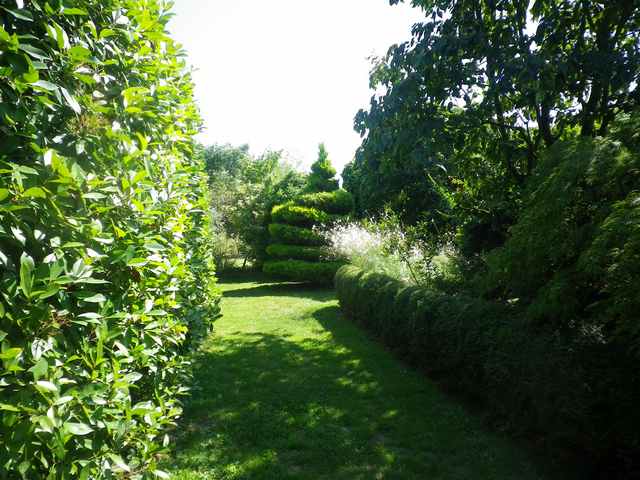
[322,221,426,285]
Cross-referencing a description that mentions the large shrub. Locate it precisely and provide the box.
[265,244,326,261]
[335,266,640,474]
[263,155,353,284]
[481,114,640,352]
[0,1,219,478]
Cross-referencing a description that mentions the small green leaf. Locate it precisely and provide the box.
[0,189,10,202]
[60,87,81,114]
[32,80,58,92]
[64,422,93,436]
[23,187,47,198]
[107,453,130,472]
[83,192,106,200]
[30,358,48,380]
[62,7,88,15]
[81,293,106,303]
[35,380,58,392]
[0,348,22,361]
[126,258,147,267]
[2,7,33,21]
[69,45,91,60]
[0,403,20,412]
[20,252,35,299]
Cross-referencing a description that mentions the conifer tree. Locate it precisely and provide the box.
[307,143,339,192]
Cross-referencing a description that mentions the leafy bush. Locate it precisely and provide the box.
[264,260,344,284]
[0,1,219,477]
[335,266,640,471]
[294,189,355,215]
[203,145,306,266]
[268,223,325,246]
[482,116,640,352]
[271,204,338,227]
[265,244,326,261]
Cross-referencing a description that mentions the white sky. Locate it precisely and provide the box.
[168,0,424,174]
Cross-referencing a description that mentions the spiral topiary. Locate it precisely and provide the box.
[263,145,353,284]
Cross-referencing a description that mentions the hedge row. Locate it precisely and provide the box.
[293,189,354,215]
[265,243,326,261]
[271,204,339,227]
[335,266,640,468]
[0,2,219,478]
[268,223,325,246]
[264,260,344,284]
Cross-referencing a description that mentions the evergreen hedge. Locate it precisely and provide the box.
[265,244,326,261]
[264,260,345,284]
[267,223,325,246]
[335,265,640,472]
[0,1,219,477]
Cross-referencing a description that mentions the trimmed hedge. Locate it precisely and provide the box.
[271,204,338,227]
[264,260,344,284]
[266,244,326,261]
[294,189,354,215]
[268,223,325,246]
[335,265,640,469]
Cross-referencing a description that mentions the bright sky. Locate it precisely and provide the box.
[168,0,425,174]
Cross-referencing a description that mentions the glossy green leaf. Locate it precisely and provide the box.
[64,422,93,435]
[20,252,35,298]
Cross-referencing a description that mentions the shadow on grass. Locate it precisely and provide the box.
[222,282,335,302]
[169,282,566,480]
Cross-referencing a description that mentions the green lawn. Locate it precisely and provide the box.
[167,273,555,479]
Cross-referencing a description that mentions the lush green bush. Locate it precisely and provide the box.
[264,260,344,284]
[481,116,640,351]
[0,1,219,478]
[267,223,325,246]
[294,189,355,215]
[271,203,339,227]
[335,265,640,471]
[265,244,326,261]
[202,145,307,267]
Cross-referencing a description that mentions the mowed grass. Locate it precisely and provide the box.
[167,273,553,479]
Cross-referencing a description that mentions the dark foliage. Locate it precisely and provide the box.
[335,266,640,477]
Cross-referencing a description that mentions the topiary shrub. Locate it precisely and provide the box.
[265,244,327,261]
[264,146,352,284]
[295,189,355,215]
[268,223,325,246]
[271,203,337,227]
[0,1,220,477]
[264,260,345,284]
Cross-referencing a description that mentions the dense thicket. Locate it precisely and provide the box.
[0,1,219,477]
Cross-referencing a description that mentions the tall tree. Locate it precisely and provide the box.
[346,0,640,252]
